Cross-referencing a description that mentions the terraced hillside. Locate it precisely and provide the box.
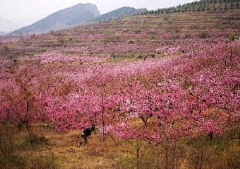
[1,9,239,61]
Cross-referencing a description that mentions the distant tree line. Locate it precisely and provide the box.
[139,0,239,15]
[99,0,239,23]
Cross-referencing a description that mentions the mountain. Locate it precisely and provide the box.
[12,3,100,35]
[0,17,19,33]
[91,7,147,22]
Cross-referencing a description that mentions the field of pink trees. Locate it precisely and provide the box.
[0,9,240,169]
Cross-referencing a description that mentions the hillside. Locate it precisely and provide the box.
[12,3,100,35]
[148,0,239,14]
[2,8,239,57]
[12,6,148,35]
[91,7,147,22]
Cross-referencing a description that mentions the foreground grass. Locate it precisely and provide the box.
[0,124,239,169]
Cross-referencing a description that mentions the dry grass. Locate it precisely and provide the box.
[1,124,240,169]
[25,126,133,169]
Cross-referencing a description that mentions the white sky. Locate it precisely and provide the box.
[0,0,195,25]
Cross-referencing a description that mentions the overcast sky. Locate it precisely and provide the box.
[0,0,195,25]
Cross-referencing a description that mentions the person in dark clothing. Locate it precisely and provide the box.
[79,126,95,146]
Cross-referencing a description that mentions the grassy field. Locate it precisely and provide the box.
[1,124,240,169]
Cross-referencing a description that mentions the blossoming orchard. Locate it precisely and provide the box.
[0,2,240,168]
